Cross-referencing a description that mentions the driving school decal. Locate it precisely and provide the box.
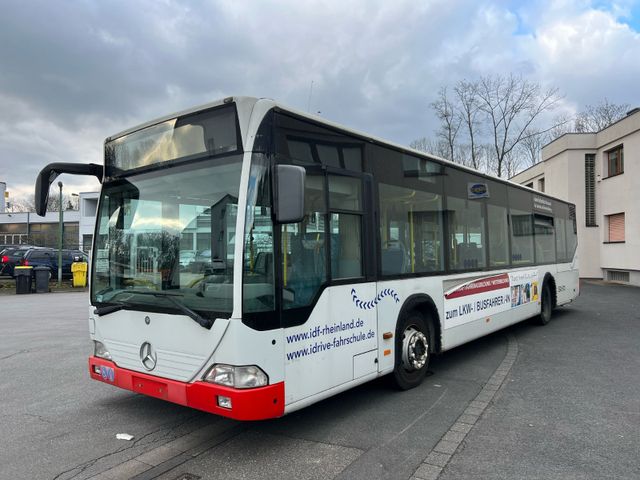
[443,269,539,329]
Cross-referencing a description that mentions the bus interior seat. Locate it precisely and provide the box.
[456,242,484,269]
[286,233,325,306]
[253,252,273,281]
[381,240,407,275]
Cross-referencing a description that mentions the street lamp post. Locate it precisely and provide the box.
[58,181,63,287]
[71,193,79,250]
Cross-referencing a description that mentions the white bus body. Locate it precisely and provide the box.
[37,97,578,420]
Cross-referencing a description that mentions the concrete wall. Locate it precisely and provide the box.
[79,192,99,251]
[597,124,640,273]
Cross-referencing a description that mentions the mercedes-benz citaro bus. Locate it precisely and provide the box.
[35,96,579,420]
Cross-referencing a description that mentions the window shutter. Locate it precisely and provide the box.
[585,154,596,226]
[608,213,625,242]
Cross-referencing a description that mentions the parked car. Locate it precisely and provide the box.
[1,247,88,278]
[179,250,197,269]
[0,246,36,277]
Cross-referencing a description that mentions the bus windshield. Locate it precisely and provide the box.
[91,155,243,320]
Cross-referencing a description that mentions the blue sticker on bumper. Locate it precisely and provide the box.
[100,365,115,382]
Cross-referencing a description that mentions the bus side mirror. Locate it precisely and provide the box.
[273,165,305,224]
[35,162,103,216]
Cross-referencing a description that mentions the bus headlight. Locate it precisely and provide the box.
[94,340,112,361]
[203,364,268,389]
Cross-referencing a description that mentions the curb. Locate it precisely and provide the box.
[411,333,519,480]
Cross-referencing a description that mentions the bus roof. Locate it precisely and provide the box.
[106,95,573,208]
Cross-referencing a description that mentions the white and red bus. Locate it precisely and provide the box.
[35,97,578,420]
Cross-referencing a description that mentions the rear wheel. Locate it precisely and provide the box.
[393,312,432,390]
[538,282,553,325]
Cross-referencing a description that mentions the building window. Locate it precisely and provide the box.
[606,213,625,242]
[83,199,98,217]
[82,234,93,253]
[538,178,545,193]
[525,182,533,189]
[585,154,596,227]
[605,145,624,177]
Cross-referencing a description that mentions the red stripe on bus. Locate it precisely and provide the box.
[444,273,510,299]
[88,357,285,421]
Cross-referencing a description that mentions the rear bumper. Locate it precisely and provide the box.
[88,357,285,420]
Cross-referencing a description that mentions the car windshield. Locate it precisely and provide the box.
[8,249,27,259]
[91,155,243,319]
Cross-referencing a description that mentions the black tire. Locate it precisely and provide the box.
[392,311,433,390]
[538,282,553,325]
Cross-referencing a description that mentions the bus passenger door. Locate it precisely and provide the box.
[282,170,378,405]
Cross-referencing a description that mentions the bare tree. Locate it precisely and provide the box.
[518,128,544,167]
[574,98,631,132]
[409,137,450,159]
[476,74,562,177]
[12,191,78,213]
[503,149,523,179]
[409,137,431,153]
[454,80,483,170]
[545,113,574,143]
[431,87,461,162]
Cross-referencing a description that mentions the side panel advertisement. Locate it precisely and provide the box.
[443,269,538,329]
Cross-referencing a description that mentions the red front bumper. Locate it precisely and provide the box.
[88,357,284,420]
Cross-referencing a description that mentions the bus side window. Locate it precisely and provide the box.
[328,175,363,280]
[555,216,568,262]
[488,203,510,267]
[534,214,556,264]
[282,175,326,309]
[508,187,535,265]
[378,182,444,275]
[446,195,486,270]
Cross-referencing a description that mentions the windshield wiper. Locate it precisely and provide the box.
[94,301,131,316]
[155,293,213,329]
[124,291,213,329]
[93,290,213,329]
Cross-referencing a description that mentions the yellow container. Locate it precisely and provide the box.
[71,262,88,288]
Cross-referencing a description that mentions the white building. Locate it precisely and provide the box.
[0,192,98,252]
[511,107,640,286]
[78,192,99,252]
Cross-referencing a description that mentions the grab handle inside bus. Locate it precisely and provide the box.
[35,162,103,216]
[273,165,305,224]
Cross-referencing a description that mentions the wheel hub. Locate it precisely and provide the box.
[401,327,428,371]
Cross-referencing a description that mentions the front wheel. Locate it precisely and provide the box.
[537,282,553,325]
[393,312,432,390]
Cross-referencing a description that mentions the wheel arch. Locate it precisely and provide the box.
[397,294,442,354]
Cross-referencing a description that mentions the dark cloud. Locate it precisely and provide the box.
[0,0,638,200]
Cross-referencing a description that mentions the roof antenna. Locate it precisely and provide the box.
[307,80,314,113]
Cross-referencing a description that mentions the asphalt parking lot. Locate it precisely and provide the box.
[0,281,638,480]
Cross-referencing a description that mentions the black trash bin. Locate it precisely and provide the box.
[14,266,33,294]
[33,266,51,293]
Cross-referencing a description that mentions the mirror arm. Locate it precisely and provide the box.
[35,162,103,216]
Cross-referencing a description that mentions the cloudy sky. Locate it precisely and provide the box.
[1,0,639,201]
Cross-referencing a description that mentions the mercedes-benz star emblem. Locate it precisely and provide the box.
[139,342,157,371]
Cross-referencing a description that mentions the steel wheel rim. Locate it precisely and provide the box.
[401,327,428,371]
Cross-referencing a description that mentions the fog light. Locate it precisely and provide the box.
[217,395,232,409]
